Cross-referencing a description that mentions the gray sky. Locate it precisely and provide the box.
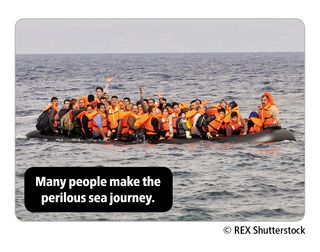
[16,19,304,54]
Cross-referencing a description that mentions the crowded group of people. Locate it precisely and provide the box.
[37,81,281,142]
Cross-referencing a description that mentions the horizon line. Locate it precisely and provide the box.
[16,51,304,55]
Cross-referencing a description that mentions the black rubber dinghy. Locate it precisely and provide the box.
[26,128,296,144]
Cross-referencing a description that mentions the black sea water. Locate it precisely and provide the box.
[15,52,304,221]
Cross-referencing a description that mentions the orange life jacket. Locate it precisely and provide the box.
[160,116,170,132]
[228,120,242,132]
[249,117,263,133]
[207,113,226,133]
[134,114,158,135]
[144,116,159,135]
[119,111,138,135]
[92,112,108,135]
[186,110,198,129]
[77,110,98,134]
[224,106,240,123]
[43,103,59,128]
[170,112,178,133]
[206,107,218,115]
[258,102,277,127]
[108,106,120,129]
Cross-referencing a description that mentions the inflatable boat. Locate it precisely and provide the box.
[26,128,296,144]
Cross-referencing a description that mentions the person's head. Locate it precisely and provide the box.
[97,103,106,113]
[261,95,269,106]
[68,101,76,110]
[100,96,107,104]
[190,99,197,109]
[231,111,239,123]
[162,107,169,116]
[148,106,156,114]
[86,104,93,113]
[123,97,131,105]
[111,96,119,107]
[218,108,226,119]
[132,104,139,114]
[51,97,58,106]
[219,99,228,109]
[148,98,155,107]
[172,102,181,114]
[228,101,238,110]
[159,97,167,104]
[88,94,95,103]
[196,104,206,114]
[78,99,85,108]
[195,99,202,105]
[249,111,259,119]
[179,111,186,119]
[63,99,70,108]
[125,103,133,111]
[143,99,148,107]
[95,86,104,99]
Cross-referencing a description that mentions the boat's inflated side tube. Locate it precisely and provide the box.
[26,128,296,144]
[216,128,296,143]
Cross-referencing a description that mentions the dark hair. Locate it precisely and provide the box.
[172,102,179,108]
[123,97,131,102]
[100,96,107,101]
[190,99,196,104]
[228,101,238,109]
[195,99,202,104]
[70,98,77,104]
[88,94,95,102]
[86,104,93,109]
[51,97,58,102]
[96,86,103,92]
[97,103,105,109]
[148,106,154,114]
[111,95,118,100]
[161,97,167,102]
[68,102,76,110]
[218,108,226,114]
[148,98,155,103]
[136,100,141,106]
[63,99,70,104]
[165,103,172,108]
[143,99,148,103]
[231,111,238,118]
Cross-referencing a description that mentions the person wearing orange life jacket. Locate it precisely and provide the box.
[200,108,227,138]
[189,104,206,137]
[134,106,160,142]
[77,104,98,139]
[87,94,98,109]
[107,95,121,139]
[247,111,263,134]
[226,111,248,136]
[115,103,140,142]
[42,97,60,134]
[206,99,228,115]
[91,103,109,141]
[159,107,172,139]
[258,92,281,129]
[170,102,181,136]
